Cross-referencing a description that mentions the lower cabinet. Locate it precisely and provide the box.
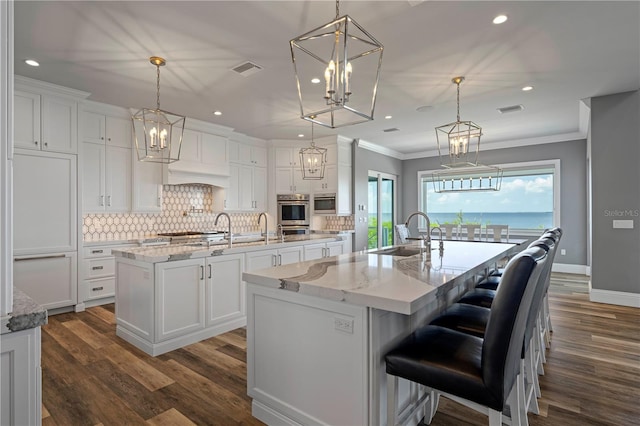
[13,253,77,310]
[245,246,304,271]
[80,244,136,309]
[206,253,245,327]
[303,240,348,261]
[0,327,42,426]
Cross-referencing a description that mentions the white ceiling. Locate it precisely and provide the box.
[13,1,640,158]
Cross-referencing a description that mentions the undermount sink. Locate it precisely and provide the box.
[370,247,424,257]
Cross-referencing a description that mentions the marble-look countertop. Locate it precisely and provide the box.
[1,288,48,335]
[311,229,355,234]
[242,240,525,315]
[113,234,347,263]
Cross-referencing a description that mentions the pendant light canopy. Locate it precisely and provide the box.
[132,56,185,164]
[290,0,383,129]
[299,121,327,180]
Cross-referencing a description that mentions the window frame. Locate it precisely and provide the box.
[417,159,561,236]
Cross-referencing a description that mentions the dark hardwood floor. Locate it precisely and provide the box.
[41,273,640,425]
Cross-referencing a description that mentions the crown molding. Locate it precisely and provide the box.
[15,75,90,99]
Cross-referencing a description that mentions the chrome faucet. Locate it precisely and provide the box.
[214,212,232,248]
[404,212,432,247]
[431,225,444,251]
[258,212,268,245]
[277,224,285,243]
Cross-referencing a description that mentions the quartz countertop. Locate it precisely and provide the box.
[1,288,48,334]
[242,240,525,315]
[113,234,348,263]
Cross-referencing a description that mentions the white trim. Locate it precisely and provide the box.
[590,289,640,308]
[15,75,90,100]
[251,400,302,426]
[356,139,405,159]
[551,263,590,275]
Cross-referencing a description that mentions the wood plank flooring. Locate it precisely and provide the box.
[41,273,640,425]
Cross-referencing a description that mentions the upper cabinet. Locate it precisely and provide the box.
[80,103,132,213]
[227,139,268,211]
[14,76,89,154]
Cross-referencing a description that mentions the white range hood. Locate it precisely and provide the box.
[163,165,230,188]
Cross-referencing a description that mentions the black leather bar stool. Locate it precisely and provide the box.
[430,244,553,422]
[385,248,546,426]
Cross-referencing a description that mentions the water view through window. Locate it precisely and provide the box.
[420,170,555,231]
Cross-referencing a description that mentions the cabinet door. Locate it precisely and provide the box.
[13,91,41,150]
[252,145,268,167]
[245,249,278,271]
[155,259,205,342]
[303,243,326,261]
[14,150,77,254]
[42,96,77,153]
[226,163,240,210]
[253,166,267,211]
[106,116,132,148]
[292,167,311,194]
[0,327,41,426]
[82,142,106,212]
[275,167,294,194]
[201,133,228,168]
[238,164,254,210]
[180,129,200,162]
[13,252,77,309]
[206,254,245,327]
[237,143,252,165]
[336,164,352,215]
[132,157,162,213]
[105,146,132,212]
[326,241,345,257]
[275,147,295,168]
[279,246,304,265]
[82,111,106,144]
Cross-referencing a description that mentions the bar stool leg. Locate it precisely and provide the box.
[387,374,398,426]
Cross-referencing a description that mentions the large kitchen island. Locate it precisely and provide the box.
[242,240,526,426]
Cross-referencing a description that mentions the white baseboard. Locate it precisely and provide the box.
[589,289,640,308]
[552,263,590,275]
[252,400,302,426]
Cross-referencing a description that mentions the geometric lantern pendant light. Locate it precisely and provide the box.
[432,76,503,193]
[290,0,383,129]
[299,121,327,180]
[132,56,186,164]
[434,76,482,168]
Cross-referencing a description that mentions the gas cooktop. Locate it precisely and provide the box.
[157,231,223,237]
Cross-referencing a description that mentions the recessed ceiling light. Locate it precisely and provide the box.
[493,15,508,24]
[213,110,222,116]
[311,78,321,84]
[298,134,305,138]
[385,115,392,119]
[24,59,39,67]
[522,85,534,92]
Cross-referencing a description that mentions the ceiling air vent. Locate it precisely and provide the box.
[497,104,524,114]
[232,61,263,77]
[383,127,400,133]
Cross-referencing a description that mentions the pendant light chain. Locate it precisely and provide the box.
[156,63,161,111]
[310,122,315,148]
[456,80,461,122]
[336,0,340,18]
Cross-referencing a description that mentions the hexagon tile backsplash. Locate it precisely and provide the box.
[82,184,355,242]
[83,184,261,242]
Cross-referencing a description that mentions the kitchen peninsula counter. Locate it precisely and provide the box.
[243,240,526,426]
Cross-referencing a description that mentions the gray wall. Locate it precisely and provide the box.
[590,90,640,294]
[402,139,589,266]
[353,142,403,251]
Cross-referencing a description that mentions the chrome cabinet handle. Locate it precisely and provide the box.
[14,254,65,261]
[92,286,104,291]
[200,265,204,280]
[100,195,104,206]
[92,266,104,270]
[107,195,111,206]
[157,196,161,207]
[208,264,212,279]
[272,254,277,267]
[91,249,104,254]
[278,254,282,265]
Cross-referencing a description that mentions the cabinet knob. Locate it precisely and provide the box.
[108,138,111,141]
[101,137,104,140]
[34,141,38,145]
[44,142,48,147]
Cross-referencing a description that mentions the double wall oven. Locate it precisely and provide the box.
[277,194,310,235]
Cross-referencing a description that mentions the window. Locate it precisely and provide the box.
[418,160,560,232]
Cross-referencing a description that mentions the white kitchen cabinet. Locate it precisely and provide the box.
[0,327,42,426]
[227,141,267,211]
[206,254,245,327]
[245,245,304,271]
[13,252,77,310]
[275,166,311,195]
[82,142,132,213]
[81,111,131,148]
[274,146,300,168]
[14,89,78,154]
[132,156,163,213]
[79,244,136,308]
[155,259,206,342]
[13,150,77,255]
[172,129,229,173]
[303,240,347,261]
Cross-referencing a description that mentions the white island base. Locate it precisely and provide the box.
[244,241,525,425]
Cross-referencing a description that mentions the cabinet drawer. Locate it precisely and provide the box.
[84,257,114,279]
[84,277,115,300]
[83,244,134,259]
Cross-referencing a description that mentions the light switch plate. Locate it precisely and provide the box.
[613,219,634,229]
